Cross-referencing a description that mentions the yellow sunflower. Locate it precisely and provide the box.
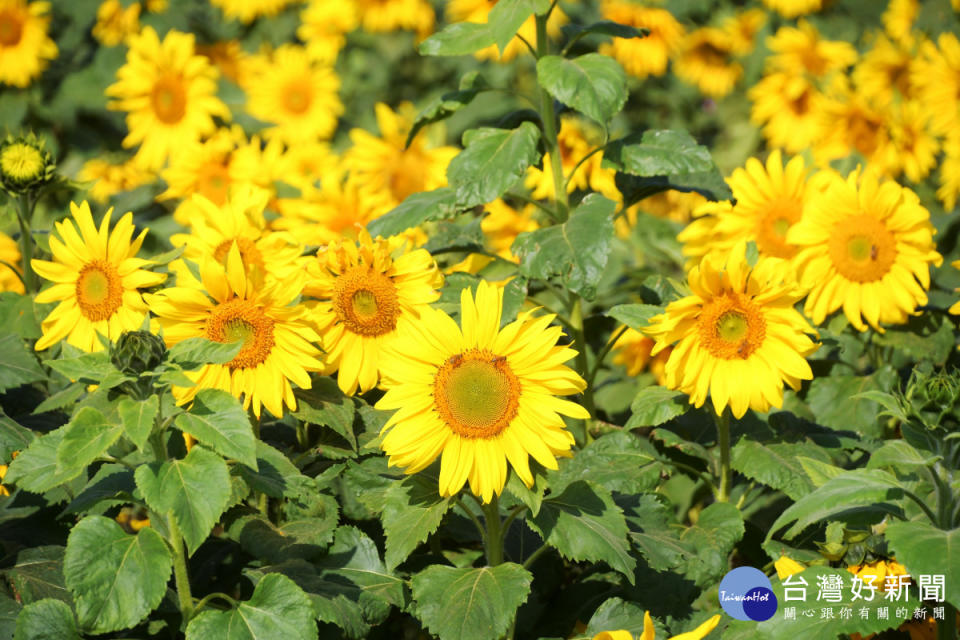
[77,157,155,204]
[881,101,939,184]
[92,0,140,47]
[722,8,766,56]
[445,0,567,62]
[644,243,818,419]
[354,0,433,38]
[882,0,917,46]
[298,0,357,64]
[481,199,539,261]
[674,27,742,98]
[787,170,942,332]
[303,230,442,395]
[598,2,684,79]
[376,280,589,503]
[911,33,960,139]
[245,44,343,145]
[765,20,857,79]
[852,33,915,108]
[679,150,812,268]
[0,231,23,293]
[611,328,670,385]
[272,172,382,247]
[939,136,960,212]
[106,26,230,171]
[749,72,826,153]
[209,0,298,23]
[524,116,617,201]
[31,201,166,352]
[344,102,459,214]
[761,0,825,18]
[0,0,57,88]
[195,40,251,87]
[147,245,324,418]
[592,611,721,640]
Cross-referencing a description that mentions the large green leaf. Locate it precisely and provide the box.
[315,526,406,619]
[528,481,635,582]
[44,350,118,386]
[117,395,158,452]
[487,0,550,52]
[603,130,715,176]
[381,473,451,570]
[411,564,532,640]
[619,494,691,572]
[56,407,122,472]
[239,441,312,499]
[537,54,627,127]
[512,194,615,299]
[167,337,242,370]
[4,547,70,606]
[678,502,744,586]
[6,428,85,494]
[418,22,496,56]
[367,187,464,238]
[605,304,663,331]
[406,72,490,148]
[583,597,653,639]
[613,170,731,206]
[806,366,897,439]
[731,440,826,500]
[550,432,664,494]
[185,573,317,640]
[0,409,34,459]
[625,386,689,429]
[885,521,960,609]
[63,516,172,634]
[0,334,44,392]
[768,469,907,540]
[174,389,257,469]
[294,381,357,451]
[13,599,79,640]
[447,122,541,208]
[135,446,232,555]
[866,440,938,473]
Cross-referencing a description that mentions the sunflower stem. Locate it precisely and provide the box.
[715,409,732,503]
[535,13,569,222]
[569,296,596,444]
[168,513,194,624]
[481,495,504,566]
[14,193,37,294]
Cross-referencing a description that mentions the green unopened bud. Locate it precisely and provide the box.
[0,133,56,197]
[111,330,167,376]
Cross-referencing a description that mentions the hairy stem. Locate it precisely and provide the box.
[15,194,37,294]
[481,495,503,566]
[715,409,732,503]
[168,514,194,624]
[535,13,568,221]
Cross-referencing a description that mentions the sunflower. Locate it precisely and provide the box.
[674,27,742,98]
[611,328,670,385]
[92,0,140,47]
[644,243,818,419]
[787,170,942,332]
[592,611,721,640]
[598,2,684,78]
[376,280,589,503]
[679,151,812,268]
[195,40,251,87]
[303,230,442,395]
[0,0,57,88]
[882,0,917,46]
[765,20,857,79]
[481,199,539,261]
[209,0,298,23]
[298,0,357,64]
[77,157,155,204]
[814,79,892,167]
[525,116,616,201]
[446,0,567,62]
[354,0,433,38]
[852,34,915,108]
[106,27,230,171]
[749,72,826,153]
[245,44,343,145]
[722,8,766,56]
[344,102,459,214]
[761,0,824,18]
[148,245,324,418]
[911,33,960,139]
[881,101,939,184]
[31,201,166,352]
[0,231,23,293]
[273,139,339,197]
[939,136,960,212]
[272,172,382,247]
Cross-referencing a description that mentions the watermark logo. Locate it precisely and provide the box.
[719,567,778,622]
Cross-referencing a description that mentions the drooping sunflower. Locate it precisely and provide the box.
[0,0,57,88]
[106,27,230,171]
[598,2,684,78]
[245,44,343,145]
[92,0,140,47]
[376,281,589,503]
[303,230,442,395]
[31,201,166,352]
[0,231,23,293]
[787,170,942,332]
[592,611,721,640]
[679,151,813,268]
[147,245,324,418]
[644,243,819,419]
[445,0,567,62]
[673,27,742,98]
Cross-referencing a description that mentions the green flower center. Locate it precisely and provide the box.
[434,349,521,439]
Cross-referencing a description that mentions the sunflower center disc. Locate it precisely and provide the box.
[756,198,802,259]
[351,289,378,320]
[0,11,22,46]
[151,76,187,124]
[76,261,123,322]
[205,298,276,369]
[283,83,311,114]
[435,350,521,439]
[717,311,748,342]
[828,214,898,283]
[223,317,255,347]
[698,293,766,360]
[334,266,399,337]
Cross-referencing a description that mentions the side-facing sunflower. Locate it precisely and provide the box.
[787,170,942,332]
[304,230,442,395]
[376,281,589,503]
[644,243,819,419]
[0,0,57,88]
[147,245,324,418]
[673,27,742,98]
[32,201,166,352]
[598,2,684,79]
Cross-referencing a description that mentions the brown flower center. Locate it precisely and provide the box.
[434,349,521,439]
[0,10,23,47]
[204,298,275,369]
[697,292,766,359]
[151,75,187,124]
[76,260,123,322]
[333,265,399,336]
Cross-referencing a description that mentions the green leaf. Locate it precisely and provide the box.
[584,597,651,638]
[447,123,541,208]
[0,293,41,339]
[0,334,44,392]
[4,547,71,606]
[562,21,649,43]
[528,481,635,582]
[867,440,938,472]
[625,386,689,429]
[185,573,317,640]
[603,130,715,176]
[32,384,85,415]
[731,440,823,500]
[56,407,122,472]
[45,350,117,385]
[797,456,845,488]
[381,473,452,570]
[167,337,242,369]
[550,432,664,494]
[63,516,172,634]
[174,389,257,469]
[487,0,550,52]
[537,54,627,127]
[14,599,79,640]
[885,521,960,609]
[605,304,663,331]
[619,494,692,572]
[64,464,135,516]
[407,73,490,148]
[806,366,897,439]
[238,441,311,499]
[316,526,406,618]
[6,428,85,495]
[512,194,615,299]
[117,395,158,452]
[411,564,532,640]
[135,446,232,555]
[418,22,496,57]
[0,408,34,459]
[679,502,744,586]
[768,469,906,540]
[294,381,357,451]
[367,187,465,238]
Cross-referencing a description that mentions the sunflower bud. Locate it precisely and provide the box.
[0,133,56,197]
[111,330,167,376]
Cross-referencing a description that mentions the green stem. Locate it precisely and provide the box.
[715,409,732,503]
[456,496,487,544]
[522,543,549,570]
[534,13,568,221]
[168,514,194,623]
[569,296,596,443]
[481,495,503,566]
[663,459,719,499]
[14,194,36,294]
[586,324,628,388]
[193,592,237,615]
[500,505,527,544]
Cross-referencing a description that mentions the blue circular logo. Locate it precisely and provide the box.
[718,567,778,621]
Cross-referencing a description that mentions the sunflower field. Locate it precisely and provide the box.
[1,0,960,638]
